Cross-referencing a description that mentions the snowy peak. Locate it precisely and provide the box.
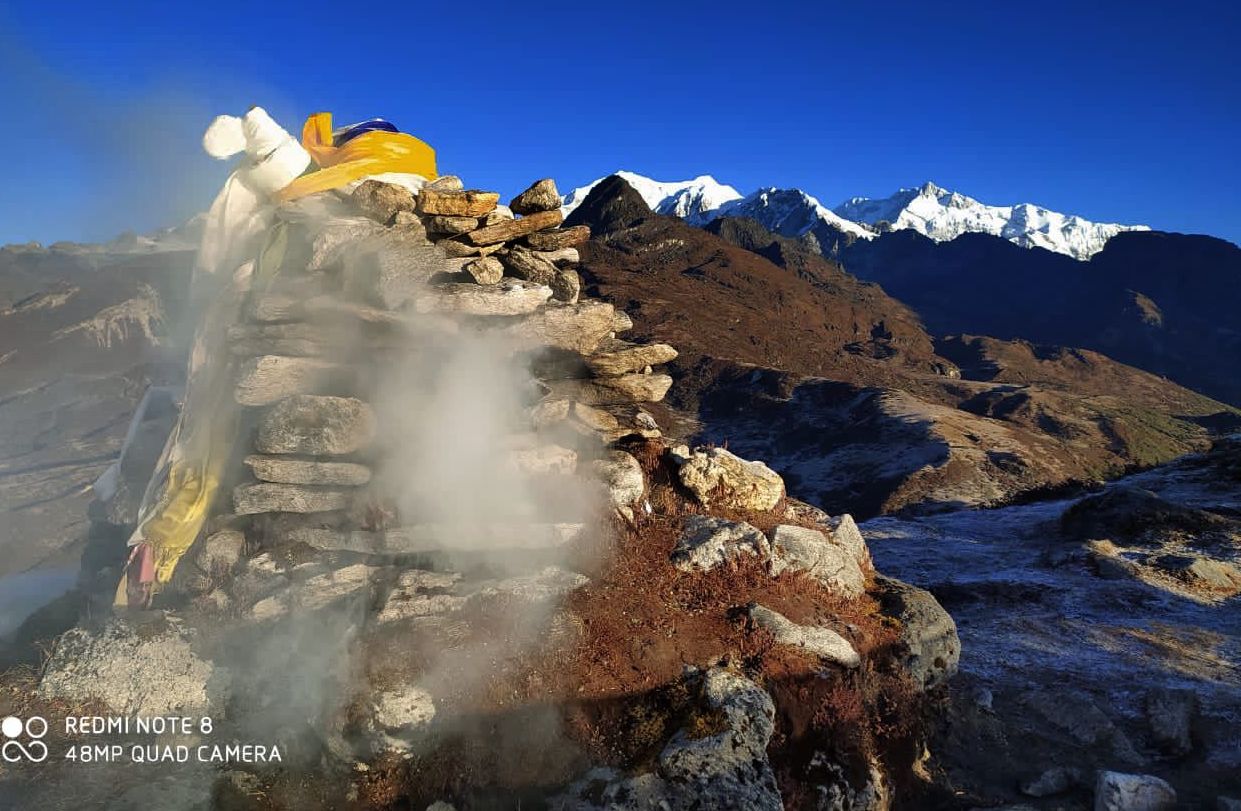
[716,187,875,240]
[561,172,1146,259]
[561,171,741,225]
[834,182,1149,260]
[562,172,872,241]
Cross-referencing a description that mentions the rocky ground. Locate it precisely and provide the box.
[866,438,1241,809]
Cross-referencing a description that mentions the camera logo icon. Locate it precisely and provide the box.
[2,716,48,763]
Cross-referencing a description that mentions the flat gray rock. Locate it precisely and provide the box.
[748,604,860,668]
[256,395,376,455]
[672,515,770,572]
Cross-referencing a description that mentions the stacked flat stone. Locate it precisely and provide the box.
[219,174,679,546]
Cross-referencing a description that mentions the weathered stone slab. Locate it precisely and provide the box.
[672,516,770,572]
[482,205,515,225]
[353,180,417,223]
[412,279,552,316]
[547,374,673,405]
[493,300,616,354]
[233,482,354,515]
[464,256,504,285]
[245,455,372,486]
[427,215,479,235]
[612,310,634,334]
[343,236,448,310]
[426,175,463,192]
[592,451,645,520]
[376,569,465,624]
[256,395,376,455]
[288,523,585,554]
[525,225,590,251]
[670,445,785,512]
[228,322,328,358]
[768,524,865,597]
[462,209,563,246]
[586,342,678,376]
[507,444,578,475]
[195,530,245,573]
[500,245,558,285]
[440,238,506,258]
[417,188,499,217]
[544,247,580,266]
[235,356,347,406]
[550,268,581,303]
[37,620,224,716]
[306,216,389,271]
[747,605,860,668]
[509,178,562,215]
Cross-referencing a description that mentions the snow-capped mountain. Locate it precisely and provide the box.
[715,187,875,241]
[562,172,1149,260]
[561,171,741,225]
[834,181,1148,260]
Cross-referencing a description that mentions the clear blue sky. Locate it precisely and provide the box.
[1,0,1237,246]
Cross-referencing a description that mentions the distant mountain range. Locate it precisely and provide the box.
[566,172,1241,409]
[563,173,1149,260]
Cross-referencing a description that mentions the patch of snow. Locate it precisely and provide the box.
[834,181,1148,260]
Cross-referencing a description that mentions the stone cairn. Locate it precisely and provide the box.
[207,174,679,573]
[36,173,958,808]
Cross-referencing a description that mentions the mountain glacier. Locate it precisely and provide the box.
[835,181,1148,260]
[562,172,1147,259]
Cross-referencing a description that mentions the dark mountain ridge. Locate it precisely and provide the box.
[829,225,1241,405]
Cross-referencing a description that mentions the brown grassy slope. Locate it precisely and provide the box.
[566,179,1236,514]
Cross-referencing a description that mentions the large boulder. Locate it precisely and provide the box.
[768,524,865,597]
[552,668,782,811]
[364,684,437,756]
[509,178,562,215]
[38,619,226,715]
[591,450,645,521]
[671,445,785,512]
[1094,771,1177,811]
[875,575,960,691]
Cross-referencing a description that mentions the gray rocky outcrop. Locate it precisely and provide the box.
[671,445,786,512]
[875,575,959,690]
[1094,771,1177,811]
[748,604,860,667]
[552,668,782,811]
[672,515,770,572]
[38,619,226,715]
[768,524,865,597]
